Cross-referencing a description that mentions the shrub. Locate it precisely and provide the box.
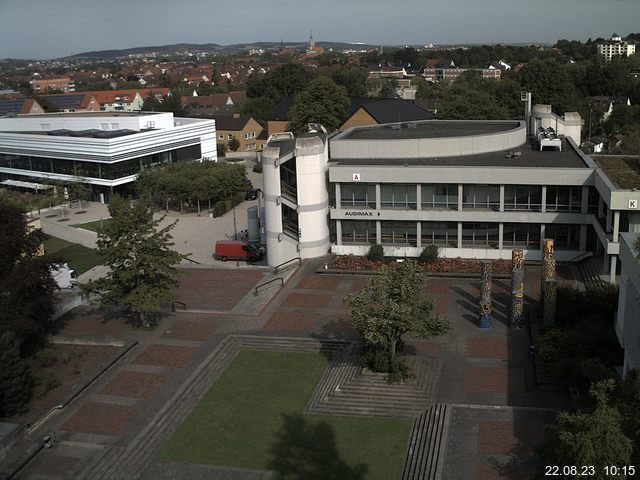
[367,243,384,262]
[418,245,439,264]
[38,371,61,393]
[36,348,58,367]
[253,162,263,173]
[0,332,33,417]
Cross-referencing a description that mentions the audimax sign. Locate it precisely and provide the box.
[343,211,381,217]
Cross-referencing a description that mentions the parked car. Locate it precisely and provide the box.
[245,188,260,200]
[214,240,263,262]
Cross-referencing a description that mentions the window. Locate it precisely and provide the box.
[463,185,500,210]
[504,185,542,211]
[40,123,51,131]
[545,224,580,250]
[219,135,224,140]
[100,123,108,130]
[227,134,233,140]
[380,221,417,246]
[341,221,376,244]
[341,183,376,208]
[282,204,299,239]
[461,223,499,248]
[546,186,582,212]
[422,184,458,209]
[380,184,417,209]
[503,223,541,249]
[110,123,119,130]
[421,222,457,247]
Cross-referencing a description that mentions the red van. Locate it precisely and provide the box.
[214,240,263,262]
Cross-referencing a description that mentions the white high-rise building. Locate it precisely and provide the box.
[597,34,636,62]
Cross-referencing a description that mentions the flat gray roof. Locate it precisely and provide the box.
[340,120,521,140]
[331,138,589,169]
[16,111,162,118]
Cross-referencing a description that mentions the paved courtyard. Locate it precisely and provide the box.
[8,259,568,480]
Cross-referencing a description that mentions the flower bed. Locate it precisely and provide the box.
[328,255,511,275]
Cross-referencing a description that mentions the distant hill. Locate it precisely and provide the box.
[65,41,380,59]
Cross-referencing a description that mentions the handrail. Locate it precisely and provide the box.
[275,257,301,274]
[172,300,187,312]
[184,256,202,265]
[254,277,284,296]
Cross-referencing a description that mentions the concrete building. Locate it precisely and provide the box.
[261,107,640,278]
[615,233,640,375]
[598,34,636,62]
[30,77,75,93]
[0,111,216,200]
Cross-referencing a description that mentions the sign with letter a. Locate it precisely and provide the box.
[352,173,361,182]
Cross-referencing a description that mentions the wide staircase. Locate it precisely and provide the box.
[401,404,451,480]
[576,255,607,289]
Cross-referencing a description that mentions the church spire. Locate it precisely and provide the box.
[309,30,315,50]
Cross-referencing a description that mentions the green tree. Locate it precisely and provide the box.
[0,332,33,417]
[82,196,185,328]
[287,77,350,134]
[0,202,58,349]
[246,63,315,103]
[517,59,578,112]
[70,165,91,209]
[228,136,241,152]
[239,95,276,127]
[377,78,398,98]
[535,380,633,477]
[330,66,369,97]
[344,260,450,374]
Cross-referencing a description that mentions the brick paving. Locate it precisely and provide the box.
[281,292,333,308]
[174,268,266,311]
[161,319,218,341]
[62,402,138,436]
[100,370,169,399]
[263,311,319,332]
[133,344,198,368]
[12,258,570,480]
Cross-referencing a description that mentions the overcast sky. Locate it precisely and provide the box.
[1,0,639,59]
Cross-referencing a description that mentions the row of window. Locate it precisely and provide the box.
[340,221,581,250]
[0,145,201,180]
[340,183,585,212]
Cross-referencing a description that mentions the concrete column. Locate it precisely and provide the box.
[416,184,422,211]
[458,184,463,212]
[541,185,547,213]
[581,186,589,214]
[375,184,381,210]
[416,221,422,248]
[335,183,341,209]
[376,220,381,244]
[613,211,620,241]
[579,224,587,251]
[336,220,342,245]
[457,222,463,249]
[499,185,505,212]
[610,255,617,284]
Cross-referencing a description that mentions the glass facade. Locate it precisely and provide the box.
[463,185,500,210]
[0,144,200,181]
[545,224,581,250]
[422,184,458,209]
[341,183,376,208]
[503,223,541,248]
[341,220,376,244]
[504,185,542,211]
[380,221,417,246]
[282,204,299,239]
[421,221,458,247]
[461,223,499,248]
[546,186,582,212]
[380,184,417,209]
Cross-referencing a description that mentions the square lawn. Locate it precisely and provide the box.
[158,350,411,480]
[43,235,102,275]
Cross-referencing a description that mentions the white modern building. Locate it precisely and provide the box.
[615,233,640,375]
[0,111,216,200]
[597,34,636,62]
[262,106,640,279]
